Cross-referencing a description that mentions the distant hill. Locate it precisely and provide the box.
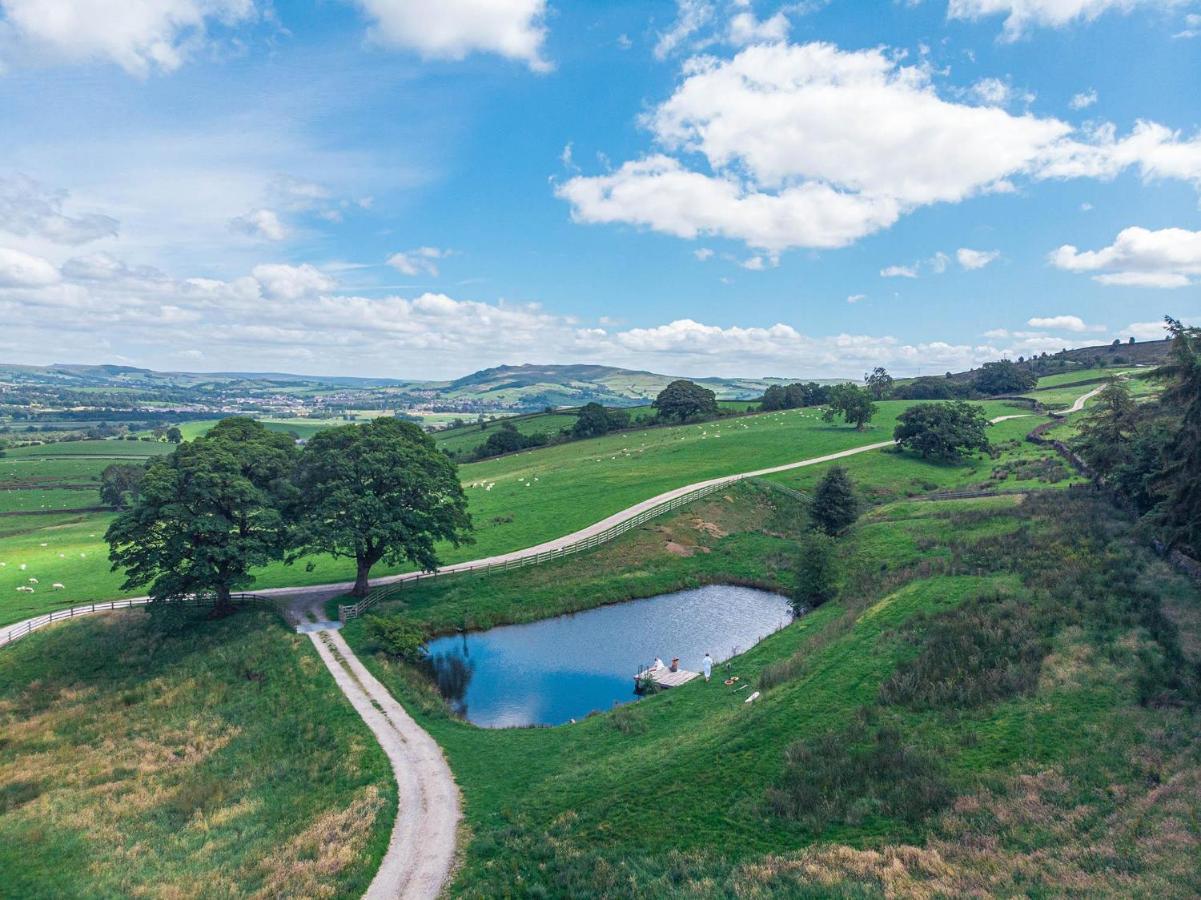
[0,360,825,414]
[934,339,1173,386]
[425,363,805,408]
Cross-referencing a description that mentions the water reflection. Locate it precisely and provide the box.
[425,584,793,727]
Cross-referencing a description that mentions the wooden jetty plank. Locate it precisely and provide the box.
[635,666,700,689]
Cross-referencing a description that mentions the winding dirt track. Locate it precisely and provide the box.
[2,406,1047,898]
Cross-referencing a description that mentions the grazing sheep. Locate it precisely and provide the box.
[28,578,38,584]
[19,563,26,571]
[15,586,33,593]
[52,583,65,590]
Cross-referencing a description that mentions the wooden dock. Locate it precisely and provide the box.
[635,665,699,691]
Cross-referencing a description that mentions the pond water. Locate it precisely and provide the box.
[425,584,793,728]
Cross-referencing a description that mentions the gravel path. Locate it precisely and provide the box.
[306,627,460,900]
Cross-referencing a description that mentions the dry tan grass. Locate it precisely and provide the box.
[250,786,385,899]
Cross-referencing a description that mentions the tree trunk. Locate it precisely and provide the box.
[352,560,372,598]
[212,585,235,617]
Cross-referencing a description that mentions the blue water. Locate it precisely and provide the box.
[425,584,793,727]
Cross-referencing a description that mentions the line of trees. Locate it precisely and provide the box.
[105,417,473,614]
[1072,317,1201,559]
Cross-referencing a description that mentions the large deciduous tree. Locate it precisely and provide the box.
[99,462,146,510]
[865,367,894,400]
[893,401,992,462]
[821,383,876,430]
[973,360,1037,396]
[292,417,473,598]
[653,380,718,423]
[106,418,298,615]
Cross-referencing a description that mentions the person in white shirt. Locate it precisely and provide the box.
[702,653,713,682]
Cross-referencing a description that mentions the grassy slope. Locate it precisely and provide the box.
[344,486,1201,896]
[0,399,1033,627]
[0,607,394,898]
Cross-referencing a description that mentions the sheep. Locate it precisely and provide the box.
[15,586,33,593]
[52,583,65,590]
[28,578,38,584]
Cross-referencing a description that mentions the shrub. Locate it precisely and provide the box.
[809,466,859,535]
[793,531,836,612]
[878,592,1051,709]
[767,718,952,829]
[364,615,427,662]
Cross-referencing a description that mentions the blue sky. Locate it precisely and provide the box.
[0,0,1198,379]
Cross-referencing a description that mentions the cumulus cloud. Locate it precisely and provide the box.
[229,208,286,241]
[947,0,1188,40]
[957,247,1001,269]
[0,246,60,287]
[251,263,336,300]
[353,0,550,71]
[387,246,452,277]
[0,0,256,75]
[881,264,919,278]
[727,9,791,45]
[0,174,119,244]
[1050,225,1201,288]
[0,248,1057,378]
[1027,314,1105,332]
[558,40,1201,254]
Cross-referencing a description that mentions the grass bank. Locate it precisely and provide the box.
[344,487,1201,896]
[0,606,395,898]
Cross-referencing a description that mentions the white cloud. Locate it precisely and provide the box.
[1176,12,1201,36]
[0,174,119,244]
[1050,225,1201,288]
[971,76,1023,106]
[0,246,60,287]
[251,263,335,300]
[1070,88,1098,109]
[0,0,256,76]
[957,247,1001,269]
[727,9,791,45]
[948,0,1190,40]
[693,247,715,261]
[557,154,900,252]
[387,246,451,277]
[654,0,717,59]
[354,0,550,71]
[846,293,866,303]
[881,264,919,278]
[229,208,286,241]
[929,251,951,274]
[1126,320,1170,339]
[559,40,1201,253]
[1027,314,1105,332]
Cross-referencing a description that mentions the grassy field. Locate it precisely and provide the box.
[1033,366,1144,389]
[0,606,394,898]
[0,399,1038,627]
[344,485,1201,896]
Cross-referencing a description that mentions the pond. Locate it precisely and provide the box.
[425,584,793,727]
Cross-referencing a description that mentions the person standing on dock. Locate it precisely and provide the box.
[703,653,713,683]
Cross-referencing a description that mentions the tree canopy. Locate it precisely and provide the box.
[1151,318,1201,555]
[653,380,718,423]
[893,401,992,461]
[106,418,298,613]
[821,384,876,430]
[1076,380,1139,477]
[865,367,894,400]
[572,402,630,439]
[760,382,832,411]
[809,466,859,535]
[99,462,146,510]
[292,417,473,597]
[973,360,1037,396]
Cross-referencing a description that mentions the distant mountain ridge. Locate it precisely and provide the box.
[0,361,826,411]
